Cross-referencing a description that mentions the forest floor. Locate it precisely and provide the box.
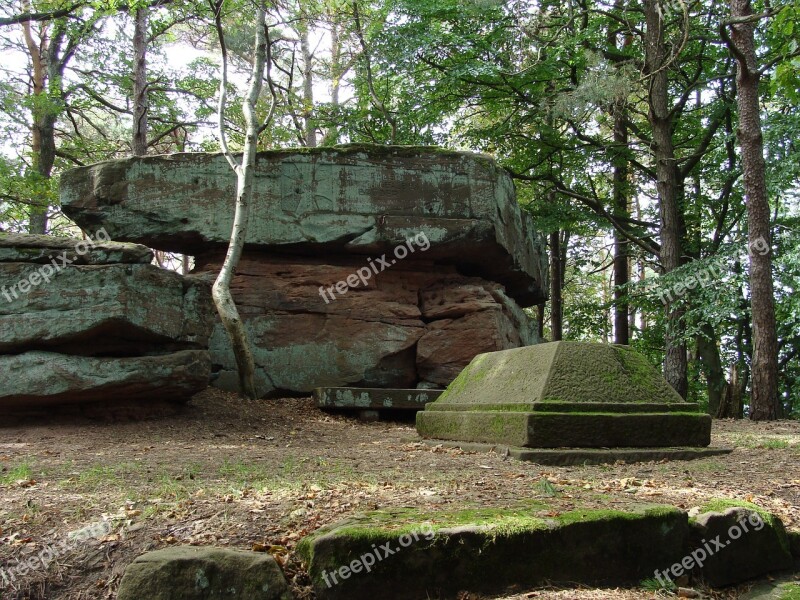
[0,388,799,600]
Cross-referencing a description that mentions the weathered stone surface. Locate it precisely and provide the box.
[117,546,292,600]
[417,302,534,385]
[314,387,443,410]
[297,504,689,600]
[60,146,547,305]
[0,262,213,354]
[422,441,732,465]
[739,578,800,600]
[690,502,794,587]
[0,350,210,409]
[0,232,153,264]
[1,234,213,411]
[789,529,800,558]
[417,342,712,448]
[196,253,535,397]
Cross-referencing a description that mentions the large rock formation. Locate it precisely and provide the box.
[61,146,547,397]
[0,233,212,411]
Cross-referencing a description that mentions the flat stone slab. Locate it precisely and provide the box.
[422,440,732,465]
[417,342,712,448]
[0,232,153,264]
[314,387,444,411]
[60,146,547,305]
[740,576,800,599]
[297,504,689,599]
[0,350,210,409]
[299,501,796,599]
[0,262,213,354]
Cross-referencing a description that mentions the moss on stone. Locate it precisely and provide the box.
[696,498,791,555]
[298,502,690,599]
[778,583,800,600]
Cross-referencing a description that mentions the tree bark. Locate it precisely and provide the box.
[726,0,780,420]
[536,302,546,341]
[299,21,316,147]
[550,230,563,341]
[609,0,631,346]
[612,102,630,346]
[212,0,273,399]
[644,0,688,397]
[132,6,149,156]
[696,323,726,416]
[21,15,58,234]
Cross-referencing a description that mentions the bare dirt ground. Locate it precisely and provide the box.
[1,389,798,600]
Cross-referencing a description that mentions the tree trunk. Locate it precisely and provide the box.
[718,363,744,419]
[550,230,563,341]
[609,0,631,346]
[212,0,271,400]
[132,6,149,156]
[299,22,316,147]
[696,323,726,416]
[727,0,779,420]
[21,17,51,234]
[612,103,630,345]
[536,302,546,341]
[644,0,688,397]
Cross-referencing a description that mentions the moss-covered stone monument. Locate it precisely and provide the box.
[416,341,712,449]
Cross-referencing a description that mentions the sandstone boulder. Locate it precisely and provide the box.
[0,233,213,412]
[195,252,534,397]
[0,262,212,354]
[117,546,292,600]
[690,503,794,587]
[0,350,211,409]
[60,146,547,305]
[59,147,547,396]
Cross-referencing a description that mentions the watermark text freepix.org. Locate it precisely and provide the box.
[655,236,769,306]
[1,228,111,303]
[321,522,435,588]
[653,511,764,587]
[318,232,431,304]
[1,519,111,588]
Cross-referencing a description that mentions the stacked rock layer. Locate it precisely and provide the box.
[61,145,548,397]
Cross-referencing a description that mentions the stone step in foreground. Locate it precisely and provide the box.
[297,500,798,599]
[314,387,444,411]
[422,441,732,466]
[417,341,714,449]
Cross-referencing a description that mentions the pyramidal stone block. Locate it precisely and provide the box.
[416,341,712,448]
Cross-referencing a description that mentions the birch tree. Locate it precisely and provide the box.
[210,0,276,399]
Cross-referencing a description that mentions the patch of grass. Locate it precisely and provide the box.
[58,462,143,494]
[727,433,794,450]
[1,463,32,485]
[758,439,790,449]
[154,474,192,500]
[686,460,724,472]
[534,477,558,497]
[218,459,274,489]
[778,583,800,600]
[640,576,676,592]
